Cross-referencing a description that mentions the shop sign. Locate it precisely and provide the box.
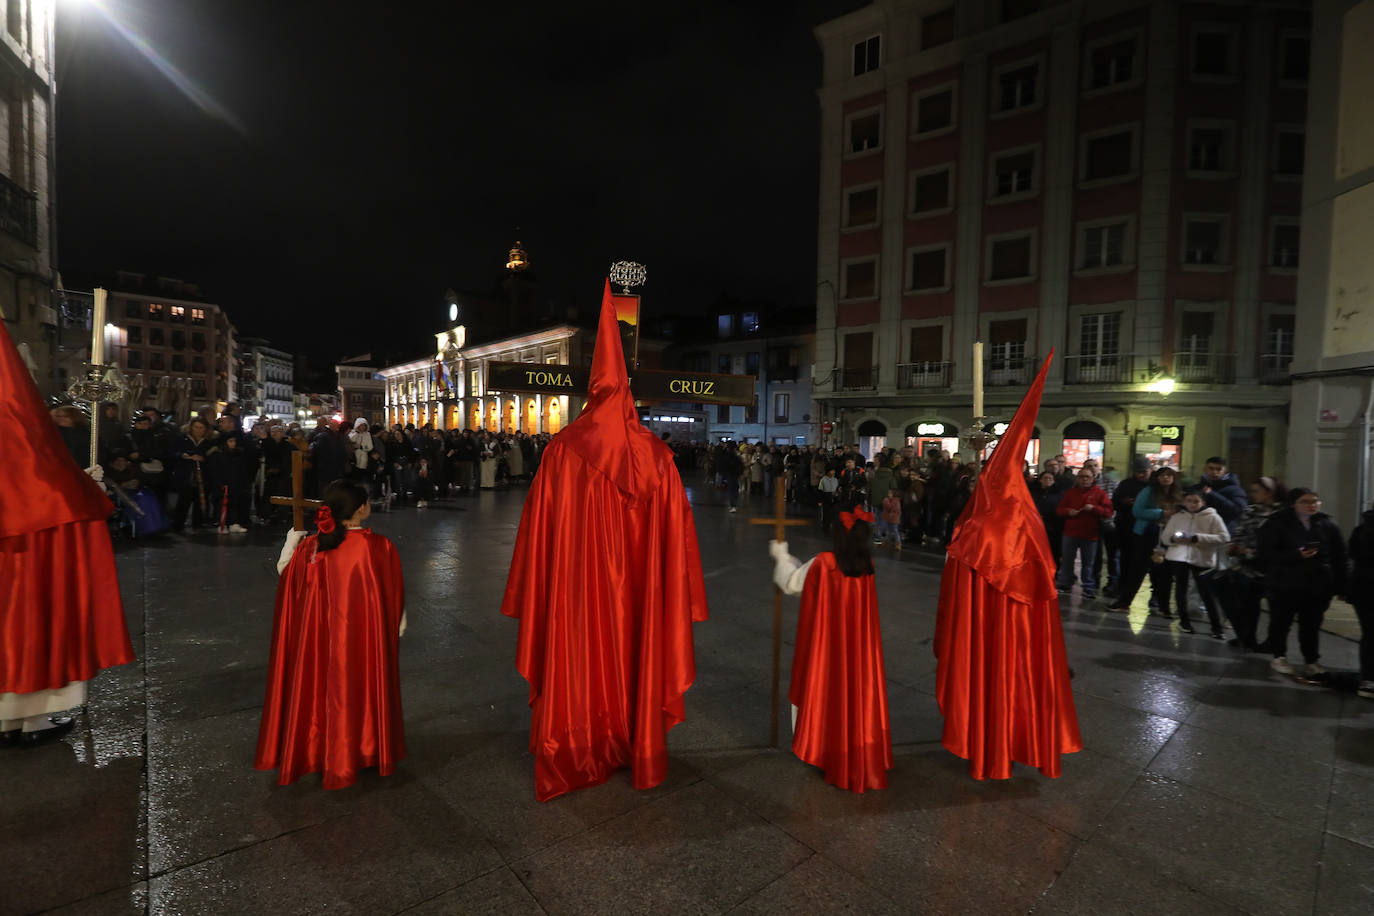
[1147,425,1182,441]
[916,422,949,436]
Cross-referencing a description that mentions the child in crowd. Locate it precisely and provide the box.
[1158,489,1230,636]
[877,488,903,550]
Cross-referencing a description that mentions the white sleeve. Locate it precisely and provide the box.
[773,552,817,595]
[276,528,308,575]
[399,610,407,637]
[1194,514,1231,545]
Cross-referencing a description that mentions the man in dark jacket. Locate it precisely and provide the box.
[1199,456,1248,532]
[309,420,349,497]
[717,444,743,513]
[1110,457,1152,596]
[1346,510,1374,698]
[1257,489,1347,679]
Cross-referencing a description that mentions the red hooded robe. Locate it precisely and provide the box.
[501,280,709,802]
[934,351,1081,779]
[0,321,133,698]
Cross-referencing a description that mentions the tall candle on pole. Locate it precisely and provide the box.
[972,339,984,421]
[88,287,108,468]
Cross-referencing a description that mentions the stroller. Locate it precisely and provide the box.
[106,457,169,538]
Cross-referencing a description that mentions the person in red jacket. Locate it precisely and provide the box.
[1055,467,1114,599]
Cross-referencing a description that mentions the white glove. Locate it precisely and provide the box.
[768,539,790,560]
[275,527,308,575]
[398,610,407,638]
[85,465,104,482]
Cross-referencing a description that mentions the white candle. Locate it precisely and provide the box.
[91,287,108,365]
[972,339,984,419]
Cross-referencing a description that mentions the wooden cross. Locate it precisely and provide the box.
[270,449,323,531]
[750,484,811,746]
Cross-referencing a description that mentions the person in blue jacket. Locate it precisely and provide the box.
[1108,467,1182,613]
[1198,456,1248,533]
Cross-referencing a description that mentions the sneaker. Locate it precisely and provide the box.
[729,507,737,513]
[1358,681,1374,699]
[417,500,427,508]
[1178,621,1195,634]
[228,524,248,533]
[1301,662,1328,679]
[1270,656,1295,675]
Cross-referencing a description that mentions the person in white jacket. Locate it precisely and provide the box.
[1158,489,1231,636]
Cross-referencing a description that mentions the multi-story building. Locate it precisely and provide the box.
[0,0,56,393]
[102,275,237,419]
[661,308,817,445]
[380,323,589,434]
[238,337,294,421]
[814,0,1306,481]
[336,357,386,428]
[293,390,339,425]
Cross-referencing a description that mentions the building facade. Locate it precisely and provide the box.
[103,278,237,419]
[814,0,1305,481]
[238,338,294,421]
[379,324,588,434]
[336,359,385,428]
[660,309,817,445]
[0,0,55,392]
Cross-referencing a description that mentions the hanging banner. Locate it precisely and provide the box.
[484,361,756,405]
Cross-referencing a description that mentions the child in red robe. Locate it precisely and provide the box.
[769,508,893,792]
[255,480,407,789]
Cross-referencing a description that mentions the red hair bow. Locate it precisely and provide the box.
[315,506,335,534]
[840,508,875,530]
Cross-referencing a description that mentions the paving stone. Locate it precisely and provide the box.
[728,853,907,915]
[399,867,544,915]
[1316,833,1374,915]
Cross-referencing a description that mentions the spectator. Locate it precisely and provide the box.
[1221,476,1286,649]
[717,444,743,513]
[1055,467,1113,599]
[876,488,902,551]
[1198,456,1248,533]
[818,467,840,532]
[1033,471,1063,565]
[1108,467,1181,614]
[1257,489,1346,680]
[207,432,252,533]
[1158,489,1230,636]
[1110,458,1152,600]
[1345,507,1374,699]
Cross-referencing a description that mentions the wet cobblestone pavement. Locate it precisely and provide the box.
[5,484,1374,915]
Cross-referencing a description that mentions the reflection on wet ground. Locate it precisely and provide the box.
[4,484,1372,914]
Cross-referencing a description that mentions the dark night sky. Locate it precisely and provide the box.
[55,0,867,364]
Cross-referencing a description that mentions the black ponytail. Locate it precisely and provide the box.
[316,479,368,552]
[832,516,875,577]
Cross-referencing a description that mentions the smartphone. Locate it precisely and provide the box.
[1304,542,1320,551]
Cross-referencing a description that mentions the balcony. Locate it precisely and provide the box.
[841,366,878,390]
[1175,352,1236,385]
[1064,354,1135,386]
[1258,353,1293,384]
[0,171,37,247]
[766,367,801,383]
[984,357,1037,387]
[897,361,953,389]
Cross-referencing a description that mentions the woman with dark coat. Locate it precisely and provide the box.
[1346,509,1374,698]
[1033,470,1063,565]
[1256,489,1347,679]
[169,418,215,532]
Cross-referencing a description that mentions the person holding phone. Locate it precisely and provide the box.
[1256,489,1347,679]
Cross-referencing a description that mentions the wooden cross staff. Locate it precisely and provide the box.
[270,449,323,531]
[750,484,810,746]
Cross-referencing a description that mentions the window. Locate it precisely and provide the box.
[126,350,142,369]
[847,110,882,154]
[170,305,185,322]
[988,235,1034,281]
[171,330,185,350]
[843,332,875,387]
[1088,39,1136,89]
[988,318,1028,367]
[191,332,206,351]
[1188,125,1231,172]
[1275,130,1305,176]
[150,353,165,371]
[996,64,1038,112]
[148,302,164,320]
[908,247,948,291]
[1081,222,1127,269]
[845,187,880,227]
[717,314,734,337]
[921,8,954,50]
[741,312,760,334]
[1183,216,1226,265]
[1179,311,1215,366]
[1265,312,1295,359]
[717,354,731,374]
[192,379,207,397]
[914,88,954,135]
[149,327,164,347]
[192,355,205,373]
[126,325,142,345]
[717,404,731,423]
[774,393,790,423]
[746,352,761,374]
[350,392,362,407]
[171,354,186,372]
[852,35,881,76]
[911,167,951,213]
[1192,29,1234,78]
[843,259,878,299]
[124,300,141,319]
[1271,223,1300,269]
[1279,35,1309,82]
[1079,313,1121,361]
[992,150,1035,197]
[910,327,943,363]
[1083,129,1135,182]
[191,308,205,323]
[1001,0,1038,22]
[470,369,480,395]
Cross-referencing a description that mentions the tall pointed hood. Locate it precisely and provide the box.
[945,350,1056,606]
[0,320,112,537]
[556,279,670,503]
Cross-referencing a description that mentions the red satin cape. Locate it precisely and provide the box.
[789,553,892,793]
[0,520,133,694]
[255,529,406,790]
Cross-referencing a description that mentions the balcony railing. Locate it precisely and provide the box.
[896,361,953,389]
[1175,352,1236,385]
[984,357,1037,387]
[841,366,878,390]
[766,367,801,383]
[1258,353,1293,384]
[0,171,37,247]
[1063,354,1136,385]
